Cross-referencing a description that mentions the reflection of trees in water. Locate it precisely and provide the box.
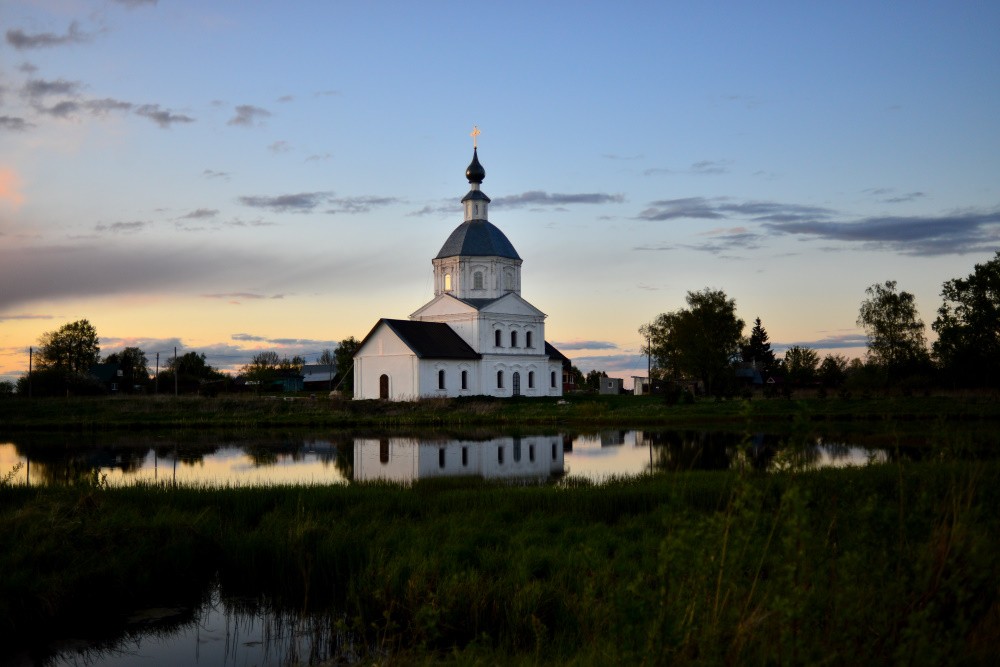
[13,435,153,485]
[646,431,743,472]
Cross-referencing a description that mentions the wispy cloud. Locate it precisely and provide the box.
[95,221,149,234]
[239,192,334,213]
[864,188,927,204]
[636,197,835,223]
[203,169,230,180]
[772,333,868,353]
[0,313,55,322]
[228,104,271,127]
[22,78,82,99]
[239,192,397,215]
[763,210,1000,256]
[268,140,291,153]
[0,243,333,311]
[134,104,195,128]
[492,191,625,209]
[324,196,399,215]
[643,160,733,176]
[0,116,32,131]
[204,293,285,303]
[569,353,646,373]
[179,208,218,220]
[6,22,91,50]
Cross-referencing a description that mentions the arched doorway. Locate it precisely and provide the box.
[512,371,521,396]
[379,374,389,399]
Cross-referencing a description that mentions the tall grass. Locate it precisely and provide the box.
[2,461,998,664]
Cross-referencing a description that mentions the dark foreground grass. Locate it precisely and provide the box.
[4,392,1000,431]
[2,462,999,665]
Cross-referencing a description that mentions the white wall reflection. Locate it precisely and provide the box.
[354,435,565,483]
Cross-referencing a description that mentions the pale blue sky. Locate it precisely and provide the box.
[1,0,998,382]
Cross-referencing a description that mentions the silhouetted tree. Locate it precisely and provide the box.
[818,354,849,388]
[36,319,100,375]
[857,280,929,380]
[932,252,1000,387]
[740,317,777,374]
[783,346,819,387]
[334,337,361,393]
[585,369,608,391]
[640,288,744,396]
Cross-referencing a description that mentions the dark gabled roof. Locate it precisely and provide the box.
[545,341,570,363]
[457,296,502,311]
[357,319,481,360]
[435,219,521,260]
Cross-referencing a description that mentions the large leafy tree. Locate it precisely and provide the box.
[36,319,100,374]
[334,336,361,393]
[932,252,1000,387]
[782,346,819,387]
[640,288,744,396]
[740,317,776,373]
[818,354,849,388]
[857,280,929,378]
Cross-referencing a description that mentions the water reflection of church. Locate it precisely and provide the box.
[353,436,565,482]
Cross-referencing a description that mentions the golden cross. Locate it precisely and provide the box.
[470,125,481,148]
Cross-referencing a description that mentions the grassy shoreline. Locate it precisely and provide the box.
[3,392,1000,432]
[2,463,998,664]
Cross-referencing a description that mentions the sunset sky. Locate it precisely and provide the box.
[1,1,998,385]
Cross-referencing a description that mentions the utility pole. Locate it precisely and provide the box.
[155,352,159,394]
[28,346,32,398]
[174,347,178,397]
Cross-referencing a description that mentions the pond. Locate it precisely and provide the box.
[0,427,967,488]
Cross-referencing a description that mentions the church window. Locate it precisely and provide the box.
[550,371,557,388]
[504,271,514,291]
[528,371,535,389]
[495,329,502,347]
[444,273,452,291]
[438,369,446,390]
[461,370,468,390]
[380,374,390,399]
[526,331,533,348]
[474,203,479,216]
[497,370,504,389]
[473,271,484,290]
[510,331,517,347]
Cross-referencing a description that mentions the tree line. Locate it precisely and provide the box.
[638,252,1000,397]
[6,321,362,398]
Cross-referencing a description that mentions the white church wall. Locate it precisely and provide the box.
[353,436,565,482]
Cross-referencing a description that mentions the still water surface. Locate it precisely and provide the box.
[0,429,905,487]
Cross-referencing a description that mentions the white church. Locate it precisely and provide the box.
[353,136,567,401]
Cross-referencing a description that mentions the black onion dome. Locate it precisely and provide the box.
[435,220,520,260]
[465,148,486,184]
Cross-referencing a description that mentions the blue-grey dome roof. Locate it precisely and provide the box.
[435,220,521,260]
